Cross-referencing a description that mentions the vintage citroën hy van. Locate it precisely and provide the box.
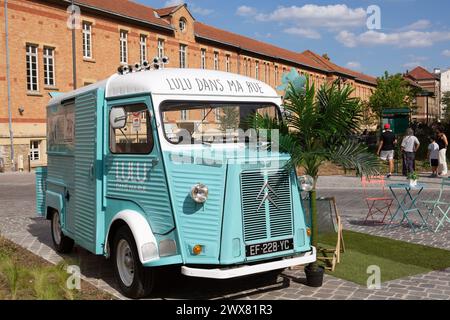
[35,63,316,298]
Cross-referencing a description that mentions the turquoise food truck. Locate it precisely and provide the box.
[35,67,316,298]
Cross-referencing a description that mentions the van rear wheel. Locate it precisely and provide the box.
[112,226,154,299]
[51,210,74,253]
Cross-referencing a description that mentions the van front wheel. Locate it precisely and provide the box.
[51,210,74,253]
[112,226,154,299]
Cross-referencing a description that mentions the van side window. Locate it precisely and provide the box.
[110,104,153,154]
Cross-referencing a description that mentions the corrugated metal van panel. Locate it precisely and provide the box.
[35,167,47,217]
[74,92,98,252]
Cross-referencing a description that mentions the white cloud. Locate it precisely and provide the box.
[336,30,450,48]
[164,0,184,7]
[284,27,321,39]
[399,19,431,31]
[251,4,367,29]
[236,5,258,17]
[443,50,450,57]
[191,6,213,16]
[346,61,361,70]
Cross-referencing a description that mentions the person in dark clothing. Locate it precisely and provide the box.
[377,123,397,178]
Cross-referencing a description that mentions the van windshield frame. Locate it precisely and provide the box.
[159,101,282,146]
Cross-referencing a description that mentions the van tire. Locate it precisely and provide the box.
[50,210,74,254]
[112,225,154,299]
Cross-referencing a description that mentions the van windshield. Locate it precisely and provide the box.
[160,102,280,145]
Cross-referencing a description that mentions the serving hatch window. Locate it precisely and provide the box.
[110,104,153,154]
[160,102,280,145]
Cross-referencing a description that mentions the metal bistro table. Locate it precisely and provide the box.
[386,183,429,233]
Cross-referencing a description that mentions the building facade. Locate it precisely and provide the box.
[405,66,441,124]
[441,69,450,117]
[0,0,377,172]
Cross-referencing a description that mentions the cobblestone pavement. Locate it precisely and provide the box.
[0,173,449,300]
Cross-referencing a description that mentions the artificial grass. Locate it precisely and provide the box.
[318,230,450,285]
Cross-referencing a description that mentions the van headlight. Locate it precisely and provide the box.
[191,183,208,203]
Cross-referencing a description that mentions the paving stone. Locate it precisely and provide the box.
[1,173,449,300]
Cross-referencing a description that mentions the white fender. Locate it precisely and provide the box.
[106,210,159,264]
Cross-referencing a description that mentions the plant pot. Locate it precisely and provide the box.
[305,264,325,287]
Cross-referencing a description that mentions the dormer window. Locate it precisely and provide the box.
[179,18,187,32]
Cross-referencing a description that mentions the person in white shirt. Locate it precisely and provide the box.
[428,136,440,178]
[401,128,420,176]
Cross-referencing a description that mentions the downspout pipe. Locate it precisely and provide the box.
[71,0,77,89]
[4,0,14,170]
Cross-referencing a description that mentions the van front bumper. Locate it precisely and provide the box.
[181,247,316,279]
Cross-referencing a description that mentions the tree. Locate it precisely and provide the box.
[254,75,381,273]
[369,71,417,118]
[443,91,450,121]
[218,107,240,131]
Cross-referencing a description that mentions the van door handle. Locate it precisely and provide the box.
[89,164,94,179]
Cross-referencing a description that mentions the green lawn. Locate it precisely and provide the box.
[318,230,450,285]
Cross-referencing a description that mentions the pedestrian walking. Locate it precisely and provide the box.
[436,128,448,176]
[427,136,440,178]
[377,123,397,178]
[401,128,420,176]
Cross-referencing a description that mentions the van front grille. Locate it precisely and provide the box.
[240,170,293,243]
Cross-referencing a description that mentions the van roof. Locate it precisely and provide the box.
[49,69,280,105]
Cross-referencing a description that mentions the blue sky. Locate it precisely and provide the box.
[141,0,450,77]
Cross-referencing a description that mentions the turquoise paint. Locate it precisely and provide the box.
[38,84,312,271]
[35,167,47,217]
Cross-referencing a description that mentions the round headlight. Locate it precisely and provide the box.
[191,184,208,203]
[298,175,314,192]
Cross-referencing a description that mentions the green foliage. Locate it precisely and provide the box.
[280,76,381,180]
[407,171,419,181]
[443,91,450,121]
[252,75,382,264]
[219,107,240,131]
[0,244,79,300]
[369,71,417,117]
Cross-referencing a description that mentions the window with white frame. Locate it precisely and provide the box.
[214,51,219,70]
[263,62,267,82]
[157,39,165,68]
[255,61,259,80]
[82,22,92,59]
[120,30,128,64]
[26,44,39,92]
[179,18,187,32]
[180,109,188,121]
[201,49,206,69]
[139,35,147,64]
[30,140,41,161]
[214,108,221,122]
[179,44,187,68]
[43,47,55,87]
[226,55,230,72]
[275,65,279,85]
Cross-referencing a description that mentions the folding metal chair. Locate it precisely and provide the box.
[361,176,394,224]
[420,177,450,233]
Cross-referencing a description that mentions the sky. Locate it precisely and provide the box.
[140,0,450,77]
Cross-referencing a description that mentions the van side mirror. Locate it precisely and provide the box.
[110,108,127,129]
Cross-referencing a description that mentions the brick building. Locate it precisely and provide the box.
[0,0,377,172]
[405,66,441,124]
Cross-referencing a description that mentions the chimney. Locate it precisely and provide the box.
[434,68,441,74]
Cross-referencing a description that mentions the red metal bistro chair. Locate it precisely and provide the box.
[361,176,394,224]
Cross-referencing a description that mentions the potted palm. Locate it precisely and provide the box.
[253,70,381,287]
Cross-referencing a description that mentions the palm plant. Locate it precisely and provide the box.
[255,74,381,274]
